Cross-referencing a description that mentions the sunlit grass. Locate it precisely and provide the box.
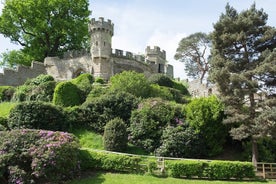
[68,172,274,184]
[0,102,17,117]
[72,129,104,150]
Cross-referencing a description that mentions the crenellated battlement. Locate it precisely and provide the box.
[61,49,90,59]
[145,46,166,59]
[112,49,145,62]
[89,17,114,36]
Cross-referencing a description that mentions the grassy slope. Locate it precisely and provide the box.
[69,172,275,184]
[72,129,149,155]
[0,102,17,117]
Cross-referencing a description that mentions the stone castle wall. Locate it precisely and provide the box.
[0,62,46,86]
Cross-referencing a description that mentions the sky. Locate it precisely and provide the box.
[0,0,275,79]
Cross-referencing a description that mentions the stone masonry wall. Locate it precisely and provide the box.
[0,62,46,86]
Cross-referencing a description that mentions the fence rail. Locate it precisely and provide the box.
[256,162,276,179]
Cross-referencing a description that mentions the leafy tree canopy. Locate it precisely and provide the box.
[0,50,34,67]
[175,32,211,83]
[209,3,276,164]
[0,0,90,62]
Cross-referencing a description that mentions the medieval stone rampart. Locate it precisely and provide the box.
[0,62,46,86]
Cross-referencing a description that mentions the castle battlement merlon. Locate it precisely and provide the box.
[145,46,166,60]
[89,17,114,36]
[112,49,146,62]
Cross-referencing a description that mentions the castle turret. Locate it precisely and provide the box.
[89,17,114,79]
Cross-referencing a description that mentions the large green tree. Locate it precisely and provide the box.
[175,32,210,83]
[0,0,90,62]
[209,3,276,166]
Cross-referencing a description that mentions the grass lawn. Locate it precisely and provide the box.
[72,129,149,155]
[68,172,275,184]
[0,102,17,117]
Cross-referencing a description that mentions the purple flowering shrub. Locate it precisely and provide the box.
[0,129,80,184]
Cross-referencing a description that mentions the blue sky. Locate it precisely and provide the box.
[0,0,275,78]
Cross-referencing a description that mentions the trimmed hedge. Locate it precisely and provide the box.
[167,160,255,180]
[79,149,144,173]
[53,81,82,107]
[79,149,256,180]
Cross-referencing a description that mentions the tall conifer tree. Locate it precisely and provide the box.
[209,4,276,166]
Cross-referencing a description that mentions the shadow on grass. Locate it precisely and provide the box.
[68,172,106,184]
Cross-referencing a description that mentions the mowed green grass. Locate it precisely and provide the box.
[0,102,17,117]
[72,129,104,150]
[69,172,275,184]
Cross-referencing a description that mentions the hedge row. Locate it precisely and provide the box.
[79,149,256,180]
[167,160,255,180]
[79,149,145,173]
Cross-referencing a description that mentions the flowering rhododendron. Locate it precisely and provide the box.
[0,129,80,183]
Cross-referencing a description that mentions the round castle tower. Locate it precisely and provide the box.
[89,17,114,79]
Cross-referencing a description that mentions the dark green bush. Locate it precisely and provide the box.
[0,117,8,131]
[85,85,109,101]
[80,91,139,132]
[0,86,15,102]
[72,73,94,100]
[0,129,80,183]
[53,81,82,107]
[156,125,207,158]
[12,75,56,102]
[104,118,128,152]
[172,80,190,95]
[129,98,184,152]
[148,74,174,88]
[79,149,143,173]
[8,101,68,131]
[25,74,55,86]
[95,77,105,84]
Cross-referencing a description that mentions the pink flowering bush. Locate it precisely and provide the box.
[0,129,80,184]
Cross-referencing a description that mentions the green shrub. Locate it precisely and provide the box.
[8,101,68,131]
[168,160,206,178]
[80,91,139,132]
[148,74,174,88]
[0,129,80,183]
[0,86,15,102]
[129,98,184,152]
[172,80,190,95]
[0,117,8,131]
[72,73,94,100]
[85,85,109,101]
[156,125,206,158]
[110,71,151,98]
[79,149,143,173]
[25,74,55,86]
[95,77,105,84]
[53,81,82,107]
[204,161,255,180]
[185,96,227,157]
[104,118,128,152]
[12,75,56,102]
[167,160,255,180]
[149,84,174,101]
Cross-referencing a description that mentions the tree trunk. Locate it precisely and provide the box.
[252,138,258,169]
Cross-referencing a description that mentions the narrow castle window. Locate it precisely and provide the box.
[104,42,106,46]
[95,41,98,46]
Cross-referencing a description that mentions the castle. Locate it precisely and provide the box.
[0,17,173,86]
